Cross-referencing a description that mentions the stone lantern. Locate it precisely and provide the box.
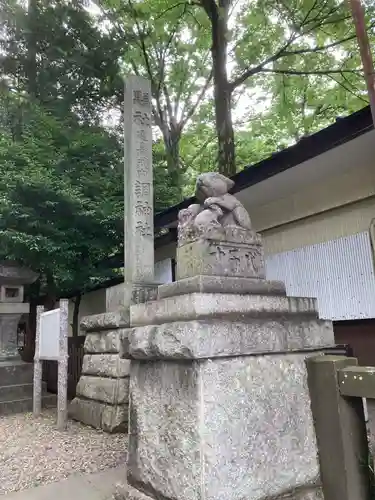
[0,262,38,360]
[0,262,54,414]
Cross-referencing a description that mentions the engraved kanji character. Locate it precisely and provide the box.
[142,182,151,196]
[137,142,147,155]
[133,90,143,104]
[133,110,151,127]
[135,180,142,197]
[136,129,148,142]
[141,92,151,106]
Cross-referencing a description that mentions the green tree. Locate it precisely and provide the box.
[0,97,124,312]
[0,0,125,122]
[96,0,212,193]
[193,0,375,175]
[97,0,374,177]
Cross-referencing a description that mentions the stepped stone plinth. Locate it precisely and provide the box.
[0,262,54,414]
[116,173,333,500]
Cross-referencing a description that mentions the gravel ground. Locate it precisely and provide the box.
[0,409,127,495]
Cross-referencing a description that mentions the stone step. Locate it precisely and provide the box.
[0,393,57,416]
[0,360,34,386]
[0,383,33,402]
[0,381,48,402]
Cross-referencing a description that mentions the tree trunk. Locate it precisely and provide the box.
[210,2,236,177]
[72,294,81,338]
[161,125,183,196]
[44,272,57,310]
[26,0,38,99]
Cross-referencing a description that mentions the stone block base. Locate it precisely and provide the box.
[69,397,128,433]
[113,484,151,500]
[127,353,326,500]
[112,483,323,500]
[158,275,286,299]
[277,487,324,500]
[70,311,130,433]
[76,375,129,404]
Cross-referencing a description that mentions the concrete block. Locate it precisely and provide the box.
[0,360,33,386]
[0,382,33,401]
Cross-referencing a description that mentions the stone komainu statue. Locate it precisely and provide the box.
[178,172,252,237]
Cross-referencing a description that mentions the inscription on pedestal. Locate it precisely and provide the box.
[177,238,265,280]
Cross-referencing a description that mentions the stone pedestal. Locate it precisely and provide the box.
[113,170,337,499]
[176,226,265,280]
[69,311,131,433]
[69,283,158,432]
[116,275,333,500]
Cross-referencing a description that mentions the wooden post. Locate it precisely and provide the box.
[57,299,68,430]
[306,355,370,500]
[33,305,44,416]
[349,0,375,126]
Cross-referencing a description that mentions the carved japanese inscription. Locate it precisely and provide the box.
[176,239,265,280]
[124,76,154,284]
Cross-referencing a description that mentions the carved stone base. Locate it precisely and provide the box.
[112,480,323,500]
[69,396,128,433]
[112,483,324,500]
[158,275,286,299]
[69,311,130,433]
[126,276,333,500]
[176,232,265,280]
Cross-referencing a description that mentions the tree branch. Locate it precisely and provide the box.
[230,32,358,91]
[126,0,158,94]
[299,0,320,27]
[283,33,357,57]
[262,68,361,76]
[229,46,290,91]
[163,84,175,125]
[180,69,213,129]
[154,1,195,21]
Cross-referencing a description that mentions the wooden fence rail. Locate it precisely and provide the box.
[43,336,85,399]
[306,355,374,500]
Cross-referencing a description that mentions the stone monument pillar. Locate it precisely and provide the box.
[0,262,53,414]
[69,75,158,432]
[116,173,335,500]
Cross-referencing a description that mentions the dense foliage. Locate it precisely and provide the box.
[100,0,374,177]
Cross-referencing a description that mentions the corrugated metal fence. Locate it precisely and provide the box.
[266,231,375,320]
